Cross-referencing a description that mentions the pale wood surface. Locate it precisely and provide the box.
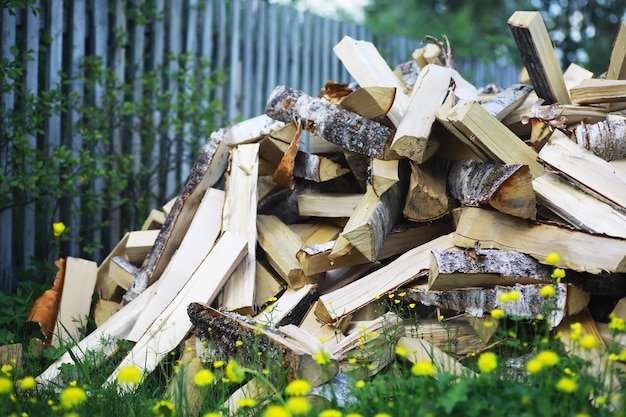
[397,337,475,376]
[297,193,362,218]
[479,83,533,120]
[125,229,159,265]
[607,21,626,80]
[570,78,626,104]
[338,86,396,120]
[108,256,138,290]
[403,159,449,222]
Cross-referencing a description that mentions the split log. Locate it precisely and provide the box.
[378,219,455,260]
[0,344,22,371]
[212,114,284,147]
[342,150,369,190]
[257,214,322,289]
[410,317,485,355]
[396,337,475,376]
[447,160,536,219]
[390,65,452,162]
[333,36,409,126]
[407,283,588,327]
[266,85,394,159]
[479,83,534,120]
[96,232,129,300]
[538,130,626,211]
[403,158,449,222]
[297,193,361,218]
[254,284,319,327]
[221,144,259,315]
[126,188,225,342]
[573,119,626,161]
[164,337,204,417]
[570,78,626,105]
[125,229,159,265]
[296,240,371,277]
[532,173,626,238]
[444,99,545,179]
[187,303,337,387]
[608,21,626,80]
[428,248,553,290]
[141,209,165,230]
[105,232,247,389]
[508,11,570,104]
[394,60,420,91]
[254,261,285,310]
[27,259,65,344]
[453,207,626,274]
[108,256,138,290]
[273,121,302,188]
[331,181,404,262]
[52,257,98,347]
[316,234,456,324]
[93,300,119,327]
[338,86,396,120]
[294,152,350,183]
[122,138,230,304]
[371,159,399,196]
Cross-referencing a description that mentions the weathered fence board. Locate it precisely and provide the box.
[0,0,519,292]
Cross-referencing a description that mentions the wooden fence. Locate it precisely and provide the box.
[0,0,520,292]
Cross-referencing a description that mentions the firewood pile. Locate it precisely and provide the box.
[8,10,626,411]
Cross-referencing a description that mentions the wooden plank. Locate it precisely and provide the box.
[538,130,626,211]
[316,234,455,324]
[297,193,362,218]
[125,230,159,265]
[122,138,229,304]
[453,207,626,274]
[52,257,98,347]
[106,232,247,388]
[127,188,224,342]
[221,144,259,315]
[508,11,570,105]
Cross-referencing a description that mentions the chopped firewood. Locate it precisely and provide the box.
[213,114,284,147]
[164,336,204,417]
[299,301,346,349]
[333,36,409,126]
[127,188,225,342]
[532,173,626,238]
[254,261,285,309]
[573,119,626,161]
[454,207,626,274]
[106,232,247,389]
[331,181,405,262]
[612,297,626,320]
[503,103,606,137]
[297,240,370,276]
[122,138,230,304]
[294,152,350,183]
[447,160,536,219]
[608,21,626,80]
[538,130,626,212]
[428,247,553,290]
[141,209,165,230]
[563,62,594,90]
[397,337,476,376]
[221,144,260,315]
[412,317,486,355]
[317,234,455,324]
[224,378,271,415]
[390,65,452,162]
[479,83,534,120]
[334,312,404,376]
[407,282,588,327]
[187,303,337,387]
[125,229,159,265]
[371,159,399,196]
[27,258,65,344]
[300,222,341,245]
[297,193,361,218]
[52,257,98,347]
[308,134,344,154]
[254,284,319,327]
[338,86,396,120]
[96,232,128,300]
[342,150,369,190]
[394,60,420,92]
[378,219,455,260]
[38,283,155,386]
[108,256,138,290]
[93,299,119,327]
[257,214,322,288]
[0,344,22,370]
[162,197,176,216]
[403,158,449,222]
[266,85,394,159]
[445,99,545,179]
[273,121,302,188]
[570,78,626,105]
[508,11,571,105]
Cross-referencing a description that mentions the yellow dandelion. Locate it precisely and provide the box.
[508,290,520,301]
[374,414,393,417]
[498,293,511,303]
[545,252,560,265]
[608,353,619,362]
[399,292,406,297]
[394,299,400,304]
[318,409,342,417]
[18,376,36,391]
[411,360,435,377]
[285,379,312,397]
[395,345,408,357]
[262,369,270,375]
[235,340,243,347]
[409,303,416,309]
[345,414,363,417]
[570,322,582,341]
[556,377,577,393]
[0,376,12,394]
[52,222,66,237]
[348,357,357,365]
[1,364,12,376]
[225,359,245,384]
[263,404,291,417]
[477,352,498,373]
[596,396,607,406]
[203,413,222,417]
[367,364,376,371]
[286,396,311,415]
[526,358,543,374]
[194,369,215,387]
[539,285,555,297]
[355,380,366,388]
[388,293,395,298]
[265,305,274,313]
[313,350,331,366]
[483,321,493,328]
[536,351,559,366]
[213,360,224,368]
[551,268,566,280]
[579,334,599,350]
[609,315,625,332]
[268,296,277,302]
[152,399,175,417]
[536,314,544,320]
[237,398,257,408]
[619,348,626,362]
[59,386,87,409]
[117,366,142,386]
[491,309,505,319]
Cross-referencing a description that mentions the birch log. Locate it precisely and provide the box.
[266,85,394,158]
[573,119,626,161]
[403,158,449,222]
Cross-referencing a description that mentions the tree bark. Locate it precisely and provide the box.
[403,158,450,222]
[573,119,626,161]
